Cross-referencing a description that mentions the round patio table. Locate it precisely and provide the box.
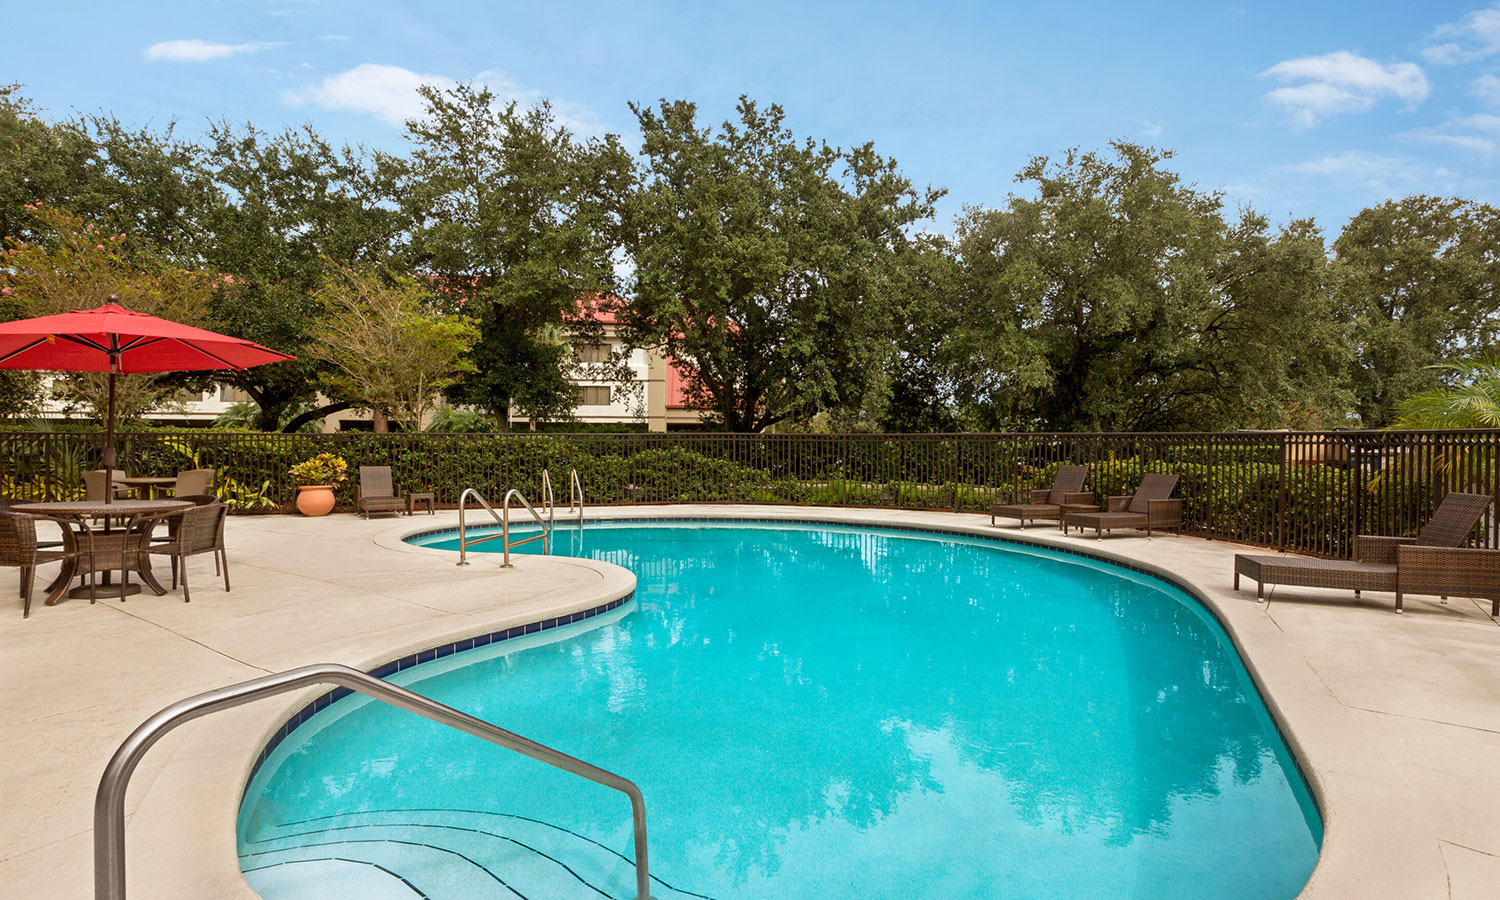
[12,500,192,601]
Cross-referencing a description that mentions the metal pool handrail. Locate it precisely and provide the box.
[455,487,508,566]
[568,468,585,523]
[499,488,549,568]
[94,662,655,900]
[542,468,556,526]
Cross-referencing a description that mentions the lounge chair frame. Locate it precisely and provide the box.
[1234,492,1499,615]
[1062,473,1182,538]
[991,465,1093,527]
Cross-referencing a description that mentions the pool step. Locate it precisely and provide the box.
[242,809,706,900]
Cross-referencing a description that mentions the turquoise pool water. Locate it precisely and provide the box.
[238,521,1320,900]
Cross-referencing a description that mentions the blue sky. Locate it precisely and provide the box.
[9,1,1500,236]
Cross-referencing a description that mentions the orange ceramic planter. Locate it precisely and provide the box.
[295,485,336,517]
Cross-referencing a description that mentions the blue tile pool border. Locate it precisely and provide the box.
[243,591,634,792]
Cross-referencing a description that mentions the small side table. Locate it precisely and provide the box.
[407,492,437,516]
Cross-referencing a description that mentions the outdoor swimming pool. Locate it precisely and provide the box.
[238,521,1320,900]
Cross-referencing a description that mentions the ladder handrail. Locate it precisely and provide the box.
[499,488,550,568]
[568,468,585,523]
[94,663,654,900]
[541,468,556,526]
[456,487,508,566]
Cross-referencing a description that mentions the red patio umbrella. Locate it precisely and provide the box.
[0,298,295,502]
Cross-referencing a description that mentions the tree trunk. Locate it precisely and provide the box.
[280,401,352,434]
[372,409,389,433]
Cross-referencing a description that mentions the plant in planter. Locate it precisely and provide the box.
[288,453,349,517]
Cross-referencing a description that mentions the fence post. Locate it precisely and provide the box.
[1206,434,1215,542]
[1277,433,1288,553]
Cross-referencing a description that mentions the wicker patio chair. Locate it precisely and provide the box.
[170,468,215,498]
[1235,492,1499,615]
[143,502,229,603]
[991,465,1094,527]
[356,466,406,519]
[147,495,223,577]
[2,511,80,617]
[83,469,134,501]
[1062,473,1182,539]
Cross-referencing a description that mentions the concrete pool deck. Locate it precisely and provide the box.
[1,505,1497,899]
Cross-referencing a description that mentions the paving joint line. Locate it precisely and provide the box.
[1346,705,1500,737]
[1438,839,1500,860]
[101,603,272,674]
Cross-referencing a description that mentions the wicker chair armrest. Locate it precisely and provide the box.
[1356,535,1416,565]
[1146,498,1183,525]
[1396,545,1500,598]
[1028,489,1050,503]
[14,512,81,529]
[1060,492,1095,505]
[1106,495,1132,512]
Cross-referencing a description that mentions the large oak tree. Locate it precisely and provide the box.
[399,83,634,428]
[946,142,1350,431]
[619,97,942,432]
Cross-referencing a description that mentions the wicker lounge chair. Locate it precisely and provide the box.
[991,465,1093,527]
[1062,473,1182,538]
[356,466,406,519]
[1235,492,1499,615]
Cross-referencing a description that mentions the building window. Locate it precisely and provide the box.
[220,384,251,403]
[576,343,610,363]
[576,385,612,406]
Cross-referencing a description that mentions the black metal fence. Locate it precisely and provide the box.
[2,429,1496,559]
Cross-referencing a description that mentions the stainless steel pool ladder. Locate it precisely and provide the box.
[94,663,655,900]
[456,487,550,567]
[568,468,585,523]
[542,468,557,525]
[541,467,585,526]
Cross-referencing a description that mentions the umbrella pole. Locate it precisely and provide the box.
[103,369,117,506]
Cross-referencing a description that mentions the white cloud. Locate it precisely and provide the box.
[1404,128,1497,155]
[144,39,283,63]
[283,63,453,126]
[1140,120,1163,138]
[1260,51,1428,127]
[1423,6,1500,64]
[283,63,606,135]
[1400,111,1500,158]
[1462,112,1500,133]
[1474,73,1500,107]
[1286,150,1456,193]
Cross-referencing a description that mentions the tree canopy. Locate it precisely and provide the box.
[308,267,479,432]
[2,84,1497,434]
[400,83,634,427]
[1334,196,1500,427]
[619,97,942,432]
[942,143,1350,432]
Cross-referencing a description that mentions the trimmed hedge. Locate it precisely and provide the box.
[0,429,1491,559]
